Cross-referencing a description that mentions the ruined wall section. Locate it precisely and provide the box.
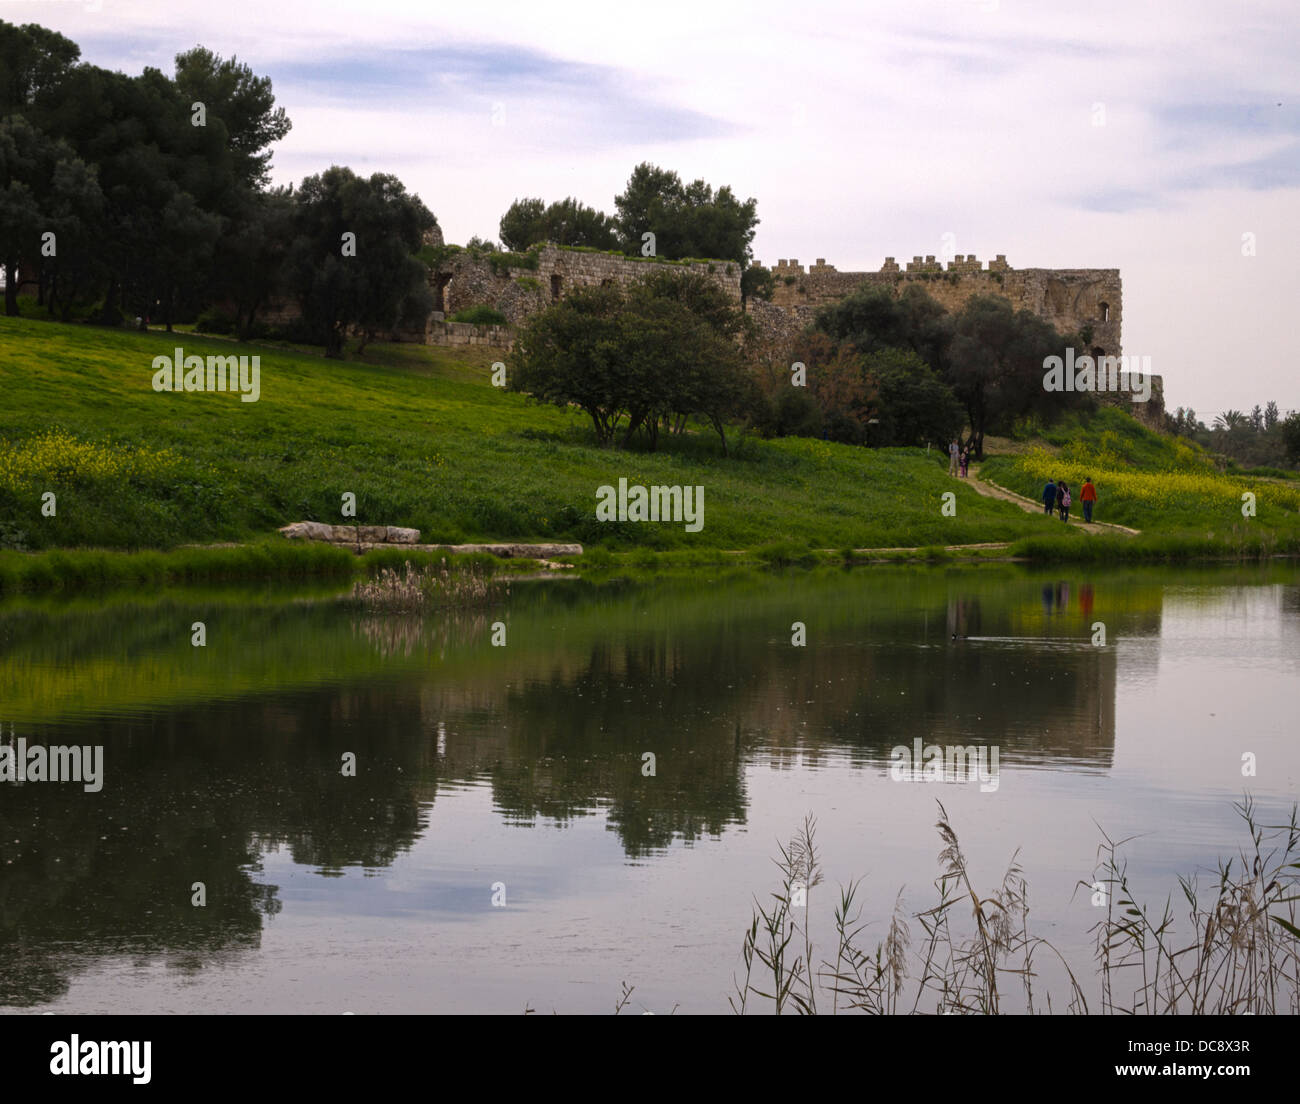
[433,245,742,334]
[756,254,1122,358]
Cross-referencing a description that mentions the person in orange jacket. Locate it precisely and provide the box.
[1080,477,1098,523]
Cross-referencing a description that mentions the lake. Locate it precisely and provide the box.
[1,564,1297,1013]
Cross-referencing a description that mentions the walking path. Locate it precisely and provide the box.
[964,463,1140,535]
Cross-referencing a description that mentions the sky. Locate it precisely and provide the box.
[14,0,1299,418]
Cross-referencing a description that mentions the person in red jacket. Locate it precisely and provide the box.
[1080,477,1098,523]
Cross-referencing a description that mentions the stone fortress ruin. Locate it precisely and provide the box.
[415,240,1159,421]
[255,224,1158,421]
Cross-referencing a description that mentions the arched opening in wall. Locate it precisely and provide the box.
[1099,301,1110,322]
[1091,346,1106,360]
[551,275,562,302]
[431,274,451,315]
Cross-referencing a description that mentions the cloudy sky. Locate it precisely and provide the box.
[19,0,1299,417]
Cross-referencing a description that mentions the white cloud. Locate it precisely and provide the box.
[27,0,1300,411]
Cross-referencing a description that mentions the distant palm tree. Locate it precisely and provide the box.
[1214,410,1248,432]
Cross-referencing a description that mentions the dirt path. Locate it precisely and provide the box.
[964,464,1140,536]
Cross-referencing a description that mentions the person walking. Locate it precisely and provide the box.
[959,447,969,478]
[1059,481,1072,522]
[1042,478,1057,514]
[949,439,959,476]
[1080,477,1097,523]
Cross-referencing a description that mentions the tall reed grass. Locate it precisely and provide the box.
[732,798,1299,1014]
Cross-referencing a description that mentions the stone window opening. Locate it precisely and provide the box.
[551,275,562,302]
[1099,301,1110,322]
[432,274,451,314]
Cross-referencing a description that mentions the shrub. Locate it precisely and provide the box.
[195,308,236,335]
[450,305,509,326]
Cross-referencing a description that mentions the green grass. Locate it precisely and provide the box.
[0,538,550,596]
[1,315,1053,554]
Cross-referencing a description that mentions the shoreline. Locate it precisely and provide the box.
[1,535,1297,597]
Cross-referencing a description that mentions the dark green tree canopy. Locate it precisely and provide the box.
[509,271,750,452]
[0,21,80,114]
[613,162,758,264]
[173,46,291,190]
[286,166,436,356]
[498,195,619,251]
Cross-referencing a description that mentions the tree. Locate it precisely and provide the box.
[508,283,627,444]
[862,347,963,447]
[498,196,618,251]
[1250,404,1264,432]
[213,187,293,339]
[613,162,757,263]
[628,270,751,453]
[1265,400,1280,430]
[0,21,80,115]
[0,116,44,316]
[1282,412,1300,465]
[814,282,951,369]
[285,167,436,356]
[740,263,774,306]
[497,198,545,251]
[1214,410,1247,431]
[41,153,105,319]
[947,295,1076,458]
[509,271,749,452]
[173,46,291,190]
[0,116,99,317]
[794,332,877,445]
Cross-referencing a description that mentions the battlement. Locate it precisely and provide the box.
[769,253,1014,277]
[758,252,1122,359]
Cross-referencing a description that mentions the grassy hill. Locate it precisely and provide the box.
[3,316,1297,569]
[1,315,1048,553]
[982,407,1300,537]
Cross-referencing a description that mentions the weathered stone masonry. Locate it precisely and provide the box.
[425,244,742,334]
[754,253,1122,358]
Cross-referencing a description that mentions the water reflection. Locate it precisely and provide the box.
[0,566,1295,1008]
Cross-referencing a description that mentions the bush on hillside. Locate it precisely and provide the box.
[450,305,508,326]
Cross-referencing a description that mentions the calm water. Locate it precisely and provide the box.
[1,566,1297,1013]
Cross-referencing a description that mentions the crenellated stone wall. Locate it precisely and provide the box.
[756,253,1122,358]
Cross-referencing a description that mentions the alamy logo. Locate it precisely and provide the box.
[50,1036,151,1085]
[152,347,261,403]
[596,478,704,532]
[0,736,103,792]
[889,739,1000,793]
[1042,348,1151,403]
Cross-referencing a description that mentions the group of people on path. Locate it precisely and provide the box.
[946,439,1098,525]
[1042,476,1098,523]
[948,439,971,478]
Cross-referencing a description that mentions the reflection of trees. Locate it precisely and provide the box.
[0,569,1175,1004]
[0,689,433,1007]
[486,638,750,858]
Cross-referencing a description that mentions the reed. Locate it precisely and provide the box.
[349,560,508,612]
[732,798,1299,1014]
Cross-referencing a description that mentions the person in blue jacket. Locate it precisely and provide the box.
[1042,479,1057,514]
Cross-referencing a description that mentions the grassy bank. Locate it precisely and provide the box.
[982,408,1300,542]
[4,316,1298,567]
[0,539,545,596]
[1,316,1051,553]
